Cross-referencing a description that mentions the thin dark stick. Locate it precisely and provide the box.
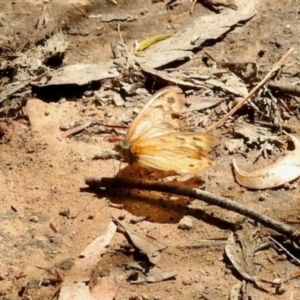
[268,80,300,97]
[61,120,93,138]
[61,120,127,138]
[85,176,300,243]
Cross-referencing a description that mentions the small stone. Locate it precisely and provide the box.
[84,91,93,97]
[129,293,140,300]
[49,236,56,243]
[29,216,39,223]
[59,209,70,218]
[178,216,194,230]
[141,294,149,300]
[59,124,70,131]
[182,278,193,285]
[42,279,51,286]
[113,93,125,107]
[59,98,66,103]
[51,186,58,193]
[276,284,286,295]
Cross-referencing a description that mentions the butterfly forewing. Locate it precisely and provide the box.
[126,86,185,142]
[132,132,214,153]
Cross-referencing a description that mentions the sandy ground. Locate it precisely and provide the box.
[1,0,300,299]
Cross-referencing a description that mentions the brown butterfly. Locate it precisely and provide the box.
[114,86,214,175]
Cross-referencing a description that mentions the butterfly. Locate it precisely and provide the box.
[114,86,214,175]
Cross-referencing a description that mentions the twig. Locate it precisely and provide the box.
[71,4,89,19]
[97,121,127,129]
[269,236,300,266]
[204,47,295,133]
[117,23,131,71]
[190,0,198,14]
[178,239,227,249]
[268,80,300,97]
[61,120,127,138]
[85,176,300,243]
[61,120,94,138]
[36,5,47,30]
[254,121,295,133]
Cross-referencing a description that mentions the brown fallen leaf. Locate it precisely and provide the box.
[59,284,91,300]
[113,218,167,264]
[130,271,177,284]
[232,134,300,189]
[90,276,123,300]
[183,96,227,113]
[64,221,117,284]
[225,223,257,283]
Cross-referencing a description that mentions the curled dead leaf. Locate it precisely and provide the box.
[233,134,300,189]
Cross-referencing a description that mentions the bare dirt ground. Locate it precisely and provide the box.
[1,0,300,299]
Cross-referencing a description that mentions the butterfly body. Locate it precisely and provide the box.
[115,141,137,164]
[115,86,214,175]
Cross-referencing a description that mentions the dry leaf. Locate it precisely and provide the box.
[233,134,300,189]
[113,218,166,265]
[134,0,259,68]
[90,276,123,300]
[207,73,248,97]
[64,221,117,283]
[229,282,242,300]
[183,96,227,112]
[234,120,278,145]
[138,62,202,88]
[130,271,177,284]
[225,223,257,282]
[115,86,214,175]
[59,284,91,300]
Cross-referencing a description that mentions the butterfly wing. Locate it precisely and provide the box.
[130,132,215,174]
[126,86,185,142]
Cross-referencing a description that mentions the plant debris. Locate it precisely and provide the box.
[232,134,300,189]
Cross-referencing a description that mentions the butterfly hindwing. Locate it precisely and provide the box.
[130,132,214,174]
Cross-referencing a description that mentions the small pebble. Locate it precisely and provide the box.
[59,98,66,103]
[178,216,194,230]
[182,278,193,286]
[141,294,149,300]
[42,279,50,286]
[49,236,56,243]
[276,284,286,295]
[29,216,39,223]
[129,293,139,300]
